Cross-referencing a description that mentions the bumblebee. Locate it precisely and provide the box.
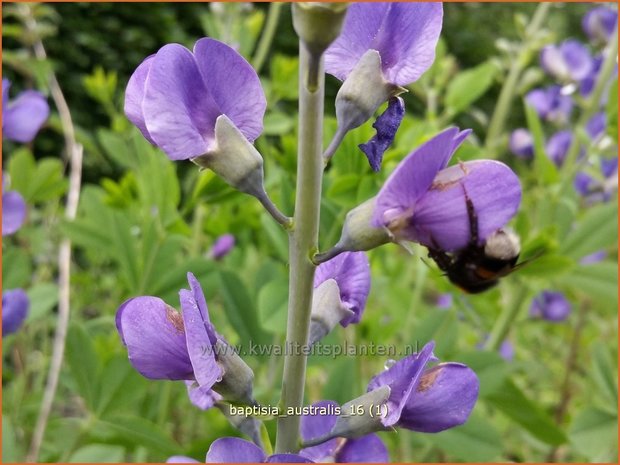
[427,194,521,294]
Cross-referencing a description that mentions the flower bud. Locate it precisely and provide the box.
[335,50,406,134]
[330,386,391,438]
[292,3,348,58]
[309,279,354,344]
[192,115,266,199]
[211,339,256,406]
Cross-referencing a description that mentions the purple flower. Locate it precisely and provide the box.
[580,54,617,99]
[540,40,593,82]
[2,174,26,236]
[116,272,254,407]
[509,128,534,159]
[2,289,29,336]
[125,38,265,161]
[206,437,311,463]
[209,234,235,260]
[586,112,607,140]
[574,157,617,203]
[372,127,521,252]
[367,341,479,432]
[601,157,618,178]
[529,291,571,322]
[583,7,618,44]
[499,340,515,362]
[2,79,49,143]
[579,250,607,265]
[313,252,370,327]
[545,130,573,167]
[574,171,595,197]
[300,401,388,463]
[525,86,573,124]
[324,3,443,170]
[358,97,405,172]
[435,293,453,309]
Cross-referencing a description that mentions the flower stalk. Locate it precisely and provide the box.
[275,43,326,453]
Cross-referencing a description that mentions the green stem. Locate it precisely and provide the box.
[484,2,552,155]
[252,3,283,74]
[486,284,527,351]
[275,44,325,453]
[559,24,618,192]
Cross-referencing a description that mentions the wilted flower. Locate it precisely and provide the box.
[583,7,618,44]
[300,401,388,462]
[539,40,593,82]
[509,128,534,159]
[116,272,255,407]
[525,86,573,124]
[2,174,26,236]
[324,2,443,169]
[208,234,235,260]
[529,290,572,322]
[2,289,29,337]
[358,97,405,172]
[2,79,49,143]
[545,130,574,167]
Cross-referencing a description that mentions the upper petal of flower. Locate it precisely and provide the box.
[206,437,266,463]
[410,160,521,251]
[367,341,435,426]
[3,90,50,143]
[2,190,27,236]
[372,127,470,230]
[115,297,194,380]
[124,55,156,145]
[267,455,313,463]
[2,289,29,336]
[336,435,388,463]
[142,44,221,160]
[398,362,479,432]
[194,38,266,144]
[314,252,370,326]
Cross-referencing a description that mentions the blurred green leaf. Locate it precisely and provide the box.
[257,280,288,333]
[27,283,59,321]
[557,261,618,309]
[2,247,32,289]
[445,61,498,113]
[68,444,125,463]
[591,342,618,407]
[2,417,20,462]
[517,254,575,278]
[524,101,559,185]
[606,78,618,139]
[66,323,100,410]
[560,200,618,260]
[569,407,618,462]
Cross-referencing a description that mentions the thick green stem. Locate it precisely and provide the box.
[252,2,283,74]
[484,2,552,155]
[275,44,325,453]
[486,284,527,351]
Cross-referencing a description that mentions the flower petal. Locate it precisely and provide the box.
[142,44,220,160]
[194,38,266,143]
[358,97,405,172]
[300,400,339,462]
[398,362,479,432]
[2,289,29,336]
[367,341,435,426]
[209,234,236,260]
[167,456,200,463]
[371,3,443,86]
[267,454,313,463]
[509,129,534,159]
[372,127,467,229]
[545,130,573,167]
[313,252,370,326]
[206,437,266,463]
[115,297,193,379]
[586,112,606,140]
[2,190,27,236]
[529,291,571,322]
[560,40,593,81]
[124,55,156,145]
[410,160,521,251]
[337,434,388,463]
[3,90,49,143]
[185,380,222,410]
[325,3,391,81]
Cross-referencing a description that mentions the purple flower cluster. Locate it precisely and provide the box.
[529,291,572,322]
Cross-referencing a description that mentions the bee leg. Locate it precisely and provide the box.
[427,237,453,272]
[462,185,480,245]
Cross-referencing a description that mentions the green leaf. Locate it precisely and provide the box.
[560,200,618,259]
[26,283,59,321]
[270,54,299,101]
[445,61,498,113]
[2,417,21,462]
[606,78,618,139]
[2,247,32,289]
[218,271,270,347]
[8,149,67,203]
[517,254,575,278]
[569,407,618,462]
[557,261,618,310]
[260,214,288,262]
[68,445,125,463]
[257,280,288,333]
[486,379,567,446]
[263,111,294,135]
[524,101,559,185]
[591,343,618,406]
[66,323,100,410]
[456,350,514,397]
[427,414,502,462]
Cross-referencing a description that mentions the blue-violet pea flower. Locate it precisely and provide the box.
[574,157,617,203]
[372,127,521,252]
[539,40,593,83]
[2,174,27,236]
[300,401,388,463]
[509,128,534,159]
[167,437,312,463]
[525,85,573,125]
[545,130,574,167]
[529,291,572,322]
[583,7,618,44]
[324,2,443,170]
[586,112,607,140]
[116,272,254,407]
[2,289,29,337]
[580,54,617,100]
[2,78,49,143]
[579,250,607,265]
[208,234,235,260]
[125,38,269,197]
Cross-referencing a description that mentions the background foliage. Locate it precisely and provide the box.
[2,2,618,463]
